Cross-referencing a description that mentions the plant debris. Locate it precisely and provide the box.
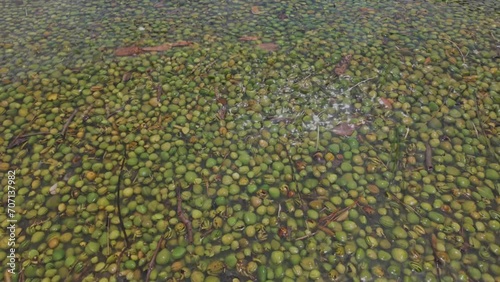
[334,54,353,75]
[239,35,260,41]
[257,42,279,52]
[114,41,193,56]
[331,122,356,136]
[251,6,262,15]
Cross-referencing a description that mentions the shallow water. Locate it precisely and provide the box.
[0,0,499,281]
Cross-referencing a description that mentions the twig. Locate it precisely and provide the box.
[8,112,42,148]
[61,108,78,139]
[107,98,132,118]
[430,234,442,282]
[386,191,421,217]
[442,37,466,65]
[156,83,163,103]
[319,200,357,226]
[470,122,479,138]
[425,142,433,171]
[295,231,318,240]
[176,185,193,243]
[106,216,111,256]
[145,234,165,282]
[345,76,376,92]
[315,125,320,151]
[7,132,50,149]
[471,89,499,162]
[115,152,129,277]
[491,31,499,42]
[281,141,307,211]
[116,154,129,246]
[317,225,336,237]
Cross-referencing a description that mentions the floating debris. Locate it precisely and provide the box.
[379,97,394,109]
[114,41,192,56]
[142,43,172,52]
[334,54,353,75]
[251,6,262,15]
[239,35,260,41]
[331,122,356,136]
[114,46,143,56]
[425,142,433,171]
[257,43,279,51]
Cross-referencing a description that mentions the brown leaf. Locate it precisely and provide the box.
[332,122,356,136]
[251,6,262,14]
[335,210,350,222]
[171,41,193,47]
[142,43,172,52]
[90,85,103,92]
[334,54,352,75]
[378,97,393,109]
[257,43,279,52]
[359,7,375,14]
[114,46,143,56]
[216,97,227,106]
[463,75,478,82]
[431,233,438,249]
[122,72,132,82]
[277,13,288,20]
[239,35,260,41]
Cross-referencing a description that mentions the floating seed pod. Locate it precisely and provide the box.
[312,151,325,164]
[295,160,307,171]
[277,226,290,239]
[206,260,226,276]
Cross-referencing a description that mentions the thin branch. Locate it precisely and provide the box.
[115,151,130,278]
[107,98,132,118]
[176,184,193,243]
[7,132,50,149]
[442,37,467,65]
[116,155,129,246]
[296,231,318,240]
[345,76,376,92]
[146,234,165,282]
[61,108,78,139]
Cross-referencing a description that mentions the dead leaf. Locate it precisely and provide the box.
[257,43,279,52]
[90,85,103,92]
[332,122,356,136]
[424,57,431,65]
[47,93,58,101]
[334,54,352,75]
[239,35,260,41]
[463,75,478,82]
[378,97,394,109]
[216,97,227,106]
[142,43,172,52]
[171,41,193,47]
[359,7,375,14]
[251,6,262,14]
[122,72,132,82]
[114,46,143,56]
[278,13,288,20]
[50,183,58,195]
[335,210,350,222]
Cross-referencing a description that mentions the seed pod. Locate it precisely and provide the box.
[312,151,325,164]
